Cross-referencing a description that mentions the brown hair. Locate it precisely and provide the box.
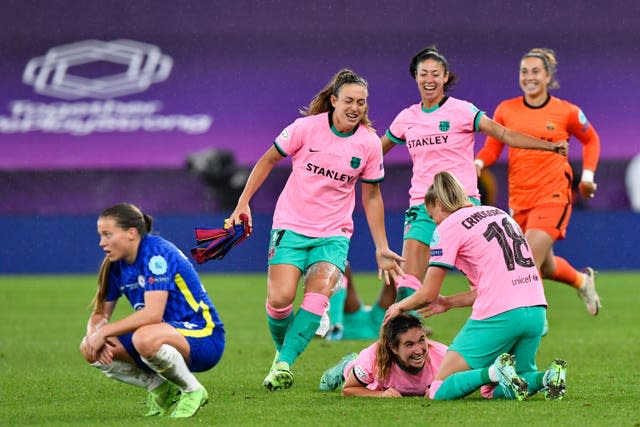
[409,45,457,92]
[300,68,373,130]
[91,203,152,312]
[375,314,426,383]
[424,171,470,213]
[522,47,559,90]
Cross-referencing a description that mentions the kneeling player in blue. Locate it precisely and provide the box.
[79,203,225,418]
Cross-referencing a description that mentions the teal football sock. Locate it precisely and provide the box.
[328,287,347,329]
[433,368,490,400]
[521,371,545,396]
[267,312,294,352]
[278,308,321,366]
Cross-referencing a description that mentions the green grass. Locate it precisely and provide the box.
[1,272,639,426]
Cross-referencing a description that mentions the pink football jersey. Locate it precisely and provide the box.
[428,205,547,320]
[273,112,384,238]
[387,97,482,206]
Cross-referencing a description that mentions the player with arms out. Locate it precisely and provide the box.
[228,69,404,391]
[385,172,567,401]
[475,48,601,315]
[80,203,225,418]
[381,46,567,303]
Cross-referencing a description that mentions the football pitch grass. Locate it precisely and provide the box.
[1,272,638,426]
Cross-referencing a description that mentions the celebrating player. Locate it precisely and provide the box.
[385,171,567,401]
[228,69,404,391]
[80,203,224,418]
[381,46,567,302]
[475,47,601,315]
[319,313,446,397]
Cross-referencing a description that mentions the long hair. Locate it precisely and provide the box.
[424,171,470,213]
[91,203,153,312]
[375,314,425,383]
[300,68,374,130]
[409,45,457,92]
[522,47,560,90]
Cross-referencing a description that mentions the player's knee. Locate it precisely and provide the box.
[266,293,295,308]
[540,262,555,278]
[305,262,341,295]
[131,326,160,358]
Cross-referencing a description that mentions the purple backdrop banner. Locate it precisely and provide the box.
[1,1,639,170]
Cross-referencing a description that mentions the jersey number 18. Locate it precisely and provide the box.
[483,218,535,271]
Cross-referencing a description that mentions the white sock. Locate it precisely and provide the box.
[578,272,587,288]
[141,344,201,392]
[488,365,498,382]
[92,360,164,391]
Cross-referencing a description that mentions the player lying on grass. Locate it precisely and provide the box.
[79,203,224,418]
[384,171,567,400]
[319,314,445,396]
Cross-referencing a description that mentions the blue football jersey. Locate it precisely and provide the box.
[106,234,223,337]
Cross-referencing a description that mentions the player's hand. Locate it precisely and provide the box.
[417,295,450,319]
[473,159,483,177]
[579,180,597,199]
[383,303,403,325]
[380,387,402,398]
[229,203,252,235]
[554,141,569,156]
[375,248,405,286]
[79,336,94,362]
[96,345,114,365]
[85,329,107,361]
[80,334,107,364]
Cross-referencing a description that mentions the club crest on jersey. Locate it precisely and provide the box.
[148,255,168,275]
[350,157,361,169]
[546,121,555,131]
[439,121,450,132]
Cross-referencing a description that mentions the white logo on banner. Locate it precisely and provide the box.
[23,39,173,100]
[0,39,212,135]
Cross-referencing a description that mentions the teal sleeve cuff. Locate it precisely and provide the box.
[273,142,287,157]
[473,111,485,132]
[361,177,384,184]
[385,129,405,144]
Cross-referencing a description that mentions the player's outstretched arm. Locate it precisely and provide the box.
[478,115,568,155]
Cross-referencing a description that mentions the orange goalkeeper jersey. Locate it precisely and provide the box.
[476,96,600,211]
